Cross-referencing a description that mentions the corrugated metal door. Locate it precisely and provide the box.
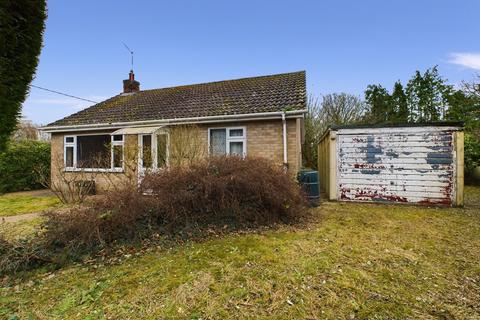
[337,128,456,205]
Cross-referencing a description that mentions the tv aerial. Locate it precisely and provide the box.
[122,42,134,71]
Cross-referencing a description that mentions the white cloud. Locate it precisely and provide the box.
[448,52,480,70]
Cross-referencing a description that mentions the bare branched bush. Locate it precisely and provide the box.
[41,188,151,251]
[0,234,52,274]
[1,156,307,274]
[96,142,140,193]
[36,155,99,204]
[168,124,207,167]
[40,156,305,254]
[141,156,306,227]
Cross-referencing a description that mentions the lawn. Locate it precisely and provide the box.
[1,187,479,319]
[0,190,60,217]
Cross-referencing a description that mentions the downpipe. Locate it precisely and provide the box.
[282,112,288,170]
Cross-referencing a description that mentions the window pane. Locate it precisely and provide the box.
[229,141,244,155]
[229,129,243,137]
[112,135,123,142]
[157,134,167,168]
[210,129,226,155]
[65,137,74,143]
[77,135,110,168]
[142,135,152,168]
[65,146,74,167]
[113,145,123,168]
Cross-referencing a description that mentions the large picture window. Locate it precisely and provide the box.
[64,134,124,171]
[209,127,246,156]
[76,135,111,168]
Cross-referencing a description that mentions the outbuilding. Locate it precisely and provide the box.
[318,122,464,206]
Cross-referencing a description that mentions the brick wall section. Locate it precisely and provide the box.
[50,118,303,193]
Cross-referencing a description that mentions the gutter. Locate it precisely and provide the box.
[40,110,307,133]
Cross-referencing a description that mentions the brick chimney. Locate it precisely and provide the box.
[123,70,140,93]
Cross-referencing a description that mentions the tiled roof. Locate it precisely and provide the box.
[47,71,306,127]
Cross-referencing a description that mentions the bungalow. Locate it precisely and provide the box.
[41,71,307,192]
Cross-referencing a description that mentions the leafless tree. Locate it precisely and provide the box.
[303,93,367,169]
[462,74,480,99]
[320,93,367,126]
[12,120,39,141]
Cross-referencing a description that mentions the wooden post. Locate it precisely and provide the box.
[317,141,322,190]
[329,131,337,200]
[455,131,464,206]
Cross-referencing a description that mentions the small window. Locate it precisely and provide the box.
[229,141,244,155]
[209,127,246,156]
[65,146,74,167]
[112,145,123,168]
[210,129,227,155]
[64,136,76,168]
[142,134,153,168]
[111,135,124,169]
[156,134,168,168]
[229,129,244,137]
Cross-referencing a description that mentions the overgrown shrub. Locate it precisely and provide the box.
[0,234,50,274]
[141,156,306,227]
[0,157,307,274]
[41,188,151,251]
[465,133,480,185]
[465,133,480,173]
[0,140,50,193]
[42,156,305,251]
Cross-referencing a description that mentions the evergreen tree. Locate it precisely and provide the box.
[405,66,451,122]
[391,81,409,122]
[365,84,392,123]
[0,0,47,151]
[446,90,479,134]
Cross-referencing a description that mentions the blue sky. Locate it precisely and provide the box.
[24,0,480,125]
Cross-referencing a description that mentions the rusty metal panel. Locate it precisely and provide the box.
[337,128,456,205]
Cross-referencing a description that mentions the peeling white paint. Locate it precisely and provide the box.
[336,127,456,205]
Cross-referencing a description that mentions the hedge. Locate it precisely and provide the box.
[0,140,50,193]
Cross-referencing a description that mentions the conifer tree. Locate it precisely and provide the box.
[0,0,47,151]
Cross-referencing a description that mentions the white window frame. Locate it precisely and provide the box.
[138,132,170,172]
[153,132,170,169]
[63,133,124,172]
[64,136,76,169]
[111,134,124,170]
[138,134,152,170]
[207,126,247,157]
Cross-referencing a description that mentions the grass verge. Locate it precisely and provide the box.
[0,187,479,319]
[0,191,60,217]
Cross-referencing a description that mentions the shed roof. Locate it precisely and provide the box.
[319,121,464,142]
[329,121,464,130]
[46,71,307,128]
